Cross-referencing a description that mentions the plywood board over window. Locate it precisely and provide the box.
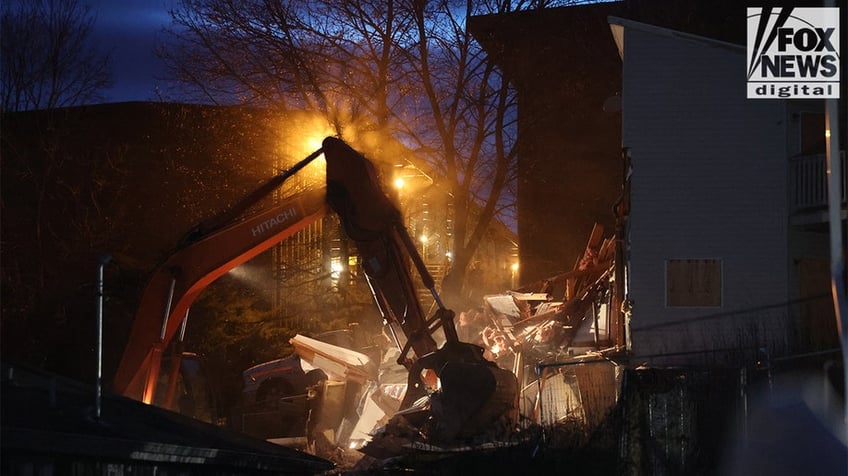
[666,259,722,307]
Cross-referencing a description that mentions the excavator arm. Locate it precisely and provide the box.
[112,188,328,402]
[322,139,517,440]
[112,137,516,444]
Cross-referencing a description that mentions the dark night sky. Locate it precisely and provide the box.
[88,0,177,103]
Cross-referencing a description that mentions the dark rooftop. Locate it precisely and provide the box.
[1,361,334,475]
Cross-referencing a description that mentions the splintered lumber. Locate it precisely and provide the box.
[511,262,611,297]
[599,237,615,262]
[512,223,613,297]
[566,223,606,301]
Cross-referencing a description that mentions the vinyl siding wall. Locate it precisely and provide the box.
[619,25,789,364]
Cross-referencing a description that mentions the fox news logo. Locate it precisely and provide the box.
[747,7,840,99]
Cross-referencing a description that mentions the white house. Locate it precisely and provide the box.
[609,16,842,366]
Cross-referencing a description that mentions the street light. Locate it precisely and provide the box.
[330,260,344,280]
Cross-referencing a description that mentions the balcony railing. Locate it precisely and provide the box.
[789,151,847,215]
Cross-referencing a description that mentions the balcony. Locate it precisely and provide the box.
[789,151,847,226]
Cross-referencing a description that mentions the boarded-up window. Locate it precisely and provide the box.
[666,259,722,307]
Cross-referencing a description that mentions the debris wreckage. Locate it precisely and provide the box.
[256,223,629,466]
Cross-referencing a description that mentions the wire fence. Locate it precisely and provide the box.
[523,345,843,475]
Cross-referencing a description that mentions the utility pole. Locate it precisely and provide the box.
[822,0,845,433]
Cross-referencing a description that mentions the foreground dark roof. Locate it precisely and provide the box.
[1,361,334,475]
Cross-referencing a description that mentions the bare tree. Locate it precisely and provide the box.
[399,0,518,306]
[159,0,591,307]
[0,0,112,112]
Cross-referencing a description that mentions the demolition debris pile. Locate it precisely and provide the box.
[342,223,625,465]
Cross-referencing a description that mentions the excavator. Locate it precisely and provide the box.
[111,137,517,445]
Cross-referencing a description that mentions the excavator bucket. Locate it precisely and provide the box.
[394,334,518,446]
[430,359,518,442]
[362,344,517,457]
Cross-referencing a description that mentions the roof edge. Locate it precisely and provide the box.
[607,15,745,54]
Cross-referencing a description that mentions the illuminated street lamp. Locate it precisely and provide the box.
[330,260,344,280]
[420,234,428,259]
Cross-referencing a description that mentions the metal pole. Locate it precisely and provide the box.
[96,254,111,420]
[160,276,177,341]
[178,309,190,342]
[826,110,847,424]
[739,367,748,442]
[532,363,546,458]
[822,0,846,430]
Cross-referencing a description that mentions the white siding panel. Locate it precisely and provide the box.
[621,27,788,360]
